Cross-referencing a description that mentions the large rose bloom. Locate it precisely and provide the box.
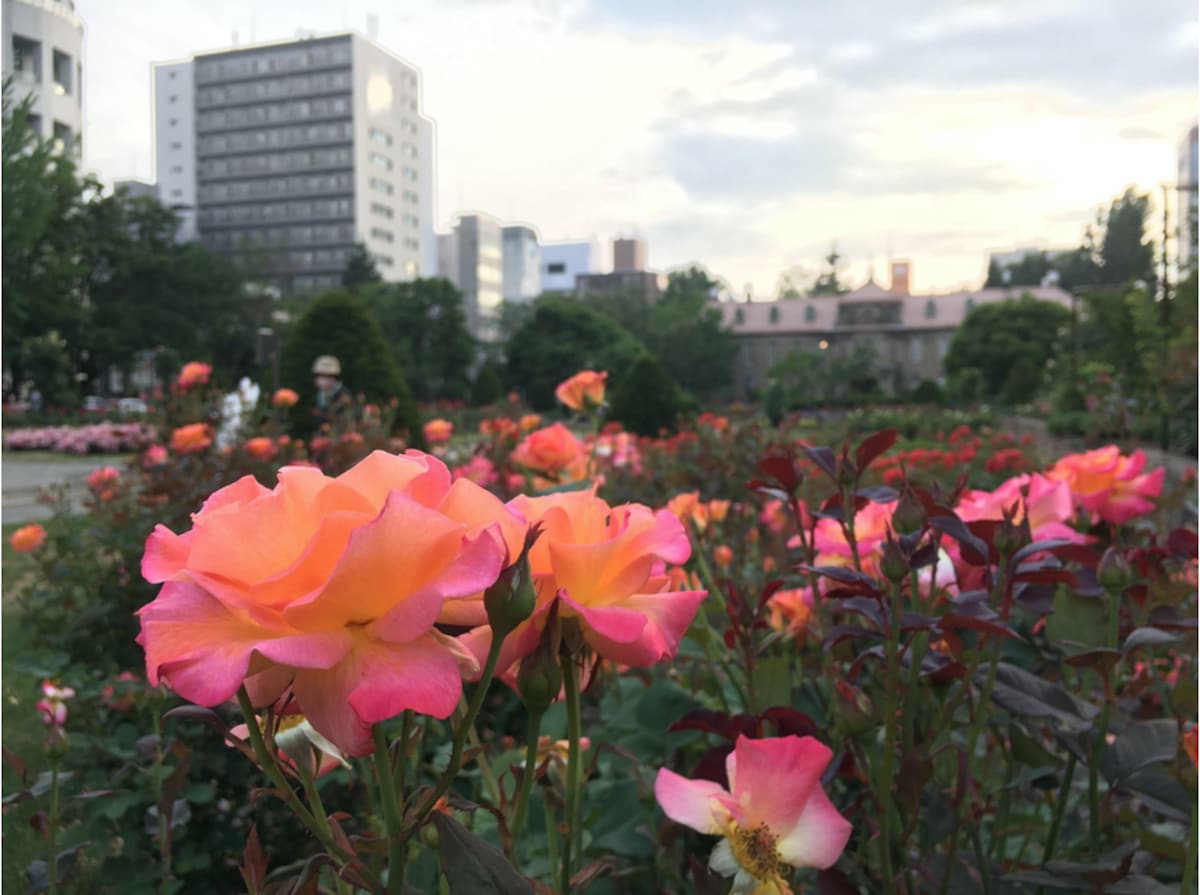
[464,487,707,674]
[1045,446,1164,524]
[169,423,212,454]
[956,472,1090,544]
[137,450,526,756]
[511,422,585,477]
[555,370,607,411]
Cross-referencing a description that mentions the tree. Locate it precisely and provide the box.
[2,83,93,389]
[809,243,847,296]
[608,353,686,436]
[505,296,646,410]
[943,296,1070,403]
[1099,189,1155,286]
[361,278,475,401]
[341,242,382,290]
[280,290,424,444]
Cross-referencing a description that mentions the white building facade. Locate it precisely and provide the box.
[502,224,541,301]
[1178,125,1198,271]
[437,213,504,341]
[540,240,603,293]
[2,0,84,153]
[152,32,436,293]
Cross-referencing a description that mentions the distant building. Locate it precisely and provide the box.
[576,270,663,302]
[438,213,504,341]
[723,277,1074,396]
[2,0,84,153]
[1178,124,1198,270]
[541,240,603,293]
[152,31,436,293]
[501,225,541,301]
[613,237,646,273]
[113,178,159,201]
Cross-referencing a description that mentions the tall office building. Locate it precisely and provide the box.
[613,237,645,273]
[540,240,604,293]
[501,225,541,301]
[438,213,504,341]
[153,32,436,293]
[1178,124,1198,270]
[2,0,84,153]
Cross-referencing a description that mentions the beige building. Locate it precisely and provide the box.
[721,276,1073,396]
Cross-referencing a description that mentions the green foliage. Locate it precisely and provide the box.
[768,344,882,408]
[608,353,687,436]
[470,361,505,407]
[341,241,383,290]
[1100,188,1155,286]
[809,243,847,296]
[280,290,424,445]
[943,295,1070,404]
[18,332,77,408]
[505,296,645,410]
[909,379,945,405]
[361,278,475,401]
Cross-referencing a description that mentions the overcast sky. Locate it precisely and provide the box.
[81,0,1197,295]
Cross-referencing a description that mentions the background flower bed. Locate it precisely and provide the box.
[2,373,1196,894]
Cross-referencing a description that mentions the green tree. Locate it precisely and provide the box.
[361,278,475,401]
[2,83,93,390]
[608,353,686,436]
[943,296,1070,403]
[341,242,383,290]
[280,289,424,444]
[809,244,848,296]
[505,296,646,410]
[1099,188,1155,286]
[469,361,504,407]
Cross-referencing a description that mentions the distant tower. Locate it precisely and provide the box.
[613,237,646,272]
[889,260,911,295]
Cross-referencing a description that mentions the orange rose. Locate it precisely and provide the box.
[10,523,47,553]
[176,361,211,389]
[511,423,584,477]
[272,388,300,408]
[666,491,709,533]
[713,545,733,568]
[424,419,454,445]
[244,437,278,461]
[138,450,527,756]
[555,370,607,411]
[169,423,212,454]
[519,414,543,432]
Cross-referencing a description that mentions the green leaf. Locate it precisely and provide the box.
[1046,589,1108,651]
[1121,627,1182,655]
[750,655,792,713]
[432,812,532,895]
[1104,720,1178,786]
[987,663,1098,729]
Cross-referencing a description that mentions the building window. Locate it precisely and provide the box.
[546,262,566,275]
[910,339,922,364]
[370,227,395,243]
[53,121,73,151]
[52,49,72,95]
[925,299,936,319]
[170,141,182,150]
[169,70,177,79]
[369,151,393,170]
[12,35,42,82]
[804,304,815,322]
[170,165,183,174]
[171,189,182,198]
[369,177,394,195]
[375,254,395,268]
[371,202,394,219]
[402,166,418,182]
[734,308,744,324]
[370,127,393,146]
[170,94,178,103]
[769,306,780,323]
[27,113,42,136]
[965,297,976,314]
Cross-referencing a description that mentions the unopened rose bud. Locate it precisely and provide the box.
[891,488,925,535]
[517,643,562,717]
[1097,548,1132,591]
[880,538,909,584]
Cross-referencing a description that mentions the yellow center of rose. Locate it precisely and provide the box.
[729,821,785,884]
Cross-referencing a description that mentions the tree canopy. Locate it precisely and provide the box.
[943,296,1070,404]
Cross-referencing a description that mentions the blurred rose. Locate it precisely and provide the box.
[555,370,607,411]
[272,388,300,408]
[10,523,47,553]
[176,362,212,390]
[169,423,212,454]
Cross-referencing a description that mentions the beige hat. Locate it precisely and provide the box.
[312,355,342,376]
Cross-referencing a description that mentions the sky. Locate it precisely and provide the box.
[80,0,1197,296]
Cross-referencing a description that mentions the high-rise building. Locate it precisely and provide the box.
[540,240,603,293]
[2,0,84,153]
[613,237,645,273]
[1178,124,1198,270]
[438,213,504,341]
[501,225,541,302]
[153,32,436,294]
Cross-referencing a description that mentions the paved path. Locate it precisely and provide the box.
[1,457,104,523]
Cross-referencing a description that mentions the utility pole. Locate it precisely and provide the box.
[1159,184,1171,451]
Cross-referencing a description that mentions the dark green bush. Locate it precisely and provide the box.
[608,354,686,436]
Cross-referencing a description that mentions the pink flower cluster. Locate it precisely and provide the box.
[5,423,157,455]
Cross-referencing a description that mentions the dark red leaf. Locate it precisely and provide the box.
[760,707,819,738]
[929,514,990,565]
[1167,528,1198,559]
[855,428,899,473]
[757,455,798,493]
[800,445,838,482]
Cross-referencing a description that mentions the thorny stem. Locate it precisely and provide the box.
[510,709,544,845]
[877,576,904,888]
[235,688,385,893]
[373,726,406,895]
[561,655,585,895]
[48,758,60,895]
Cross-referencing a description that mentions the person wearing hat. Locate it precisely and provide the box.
[312,355,351,427]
